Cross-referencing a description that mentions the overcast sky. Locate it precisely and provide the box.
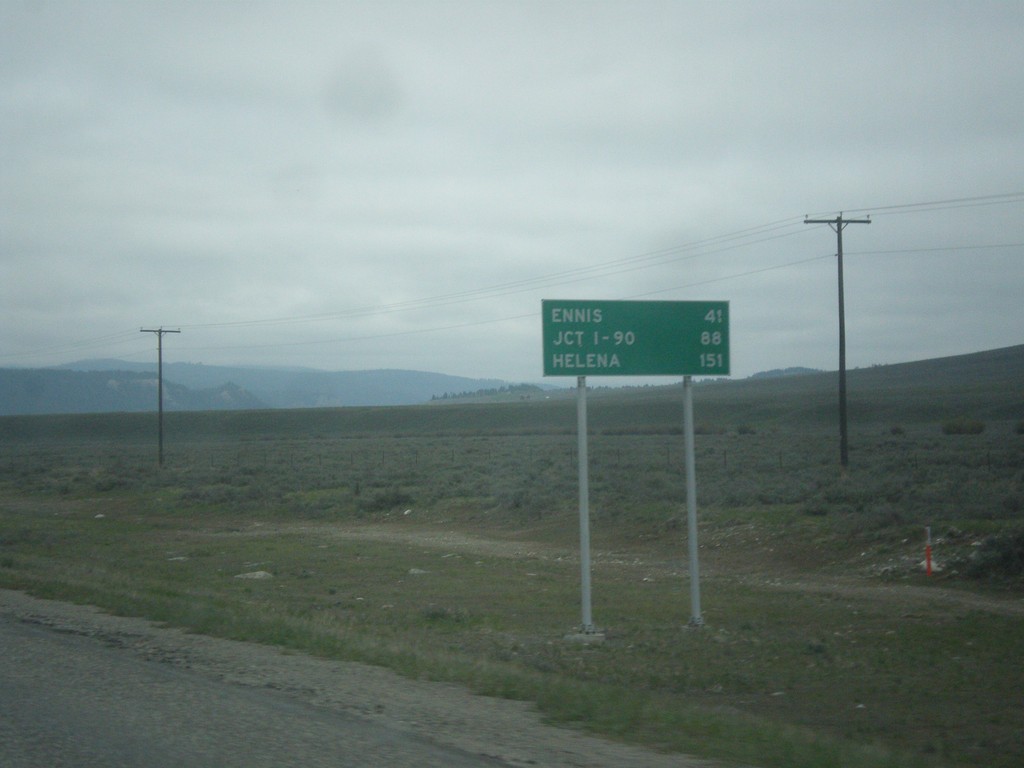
[2,0,1022,383]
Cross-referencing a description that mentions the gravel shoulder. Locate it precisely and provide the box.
[1,588,724,768]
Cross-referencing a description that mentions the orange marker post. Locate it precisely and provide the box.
[925,526,933,577]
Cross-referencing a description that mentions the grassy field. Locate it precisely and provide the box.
[2,358,1023,767]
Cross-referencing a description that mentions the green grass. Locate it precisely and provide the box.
[2,403,1023,767]
[2,501,943,767]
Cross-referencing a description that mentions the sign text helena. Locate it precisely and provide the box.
[549,352,621,370]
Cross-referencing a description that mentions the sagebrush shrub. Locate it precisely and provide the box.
[942,418,985,435]
[967,530,1024,579]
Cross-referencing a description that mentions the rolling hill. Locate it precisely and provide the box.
[0,362,509,416]
[0,368,265,416]
[1,344,1020,435]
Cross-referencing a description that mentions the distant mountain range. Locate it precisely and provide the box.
[3,345,1021,418]
[0,368,265,416]
[747,366,821,379]
[0,361,508,416]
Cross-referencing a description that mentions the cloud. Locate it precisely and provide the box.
[323,48,404,124]
[1,1,1022,381]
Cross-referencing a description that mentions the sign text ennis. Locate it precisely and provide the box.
[549,307,603,324]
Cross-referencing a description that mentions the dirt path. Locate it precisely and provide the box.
[748,577,1024,617]
[0,588,726,768]
[249,521,1024,618]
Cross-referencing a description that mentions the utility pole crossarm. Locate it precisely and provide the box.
[804,215,871,227]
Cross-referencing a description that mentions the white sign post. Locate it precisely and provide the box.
[576,376,594,632]
[683,375,703,626]
[542,300,729,632]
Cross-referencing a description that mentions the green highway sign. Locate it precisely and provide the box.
[542,299,730,377]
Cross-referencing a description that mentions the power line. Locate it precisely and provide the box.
[10,240,1013,362]
[171,194,1022,333]
[5,194,1021,365]
[810,192,1023,218]
[171,218,812,331]
[847,242,1023,256]
[181,235,1022,355]
[167,254,833,355]
[629,255,830,299]
[0,329,144,362]
[50,237,1016,360]
[7,241,1010,364]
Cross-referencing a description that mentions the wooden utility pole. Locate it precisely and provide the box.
[140,327,180,466]
[804,213,870,468]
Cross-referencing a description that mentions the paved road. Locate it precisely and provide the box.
[0,616,502,768]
